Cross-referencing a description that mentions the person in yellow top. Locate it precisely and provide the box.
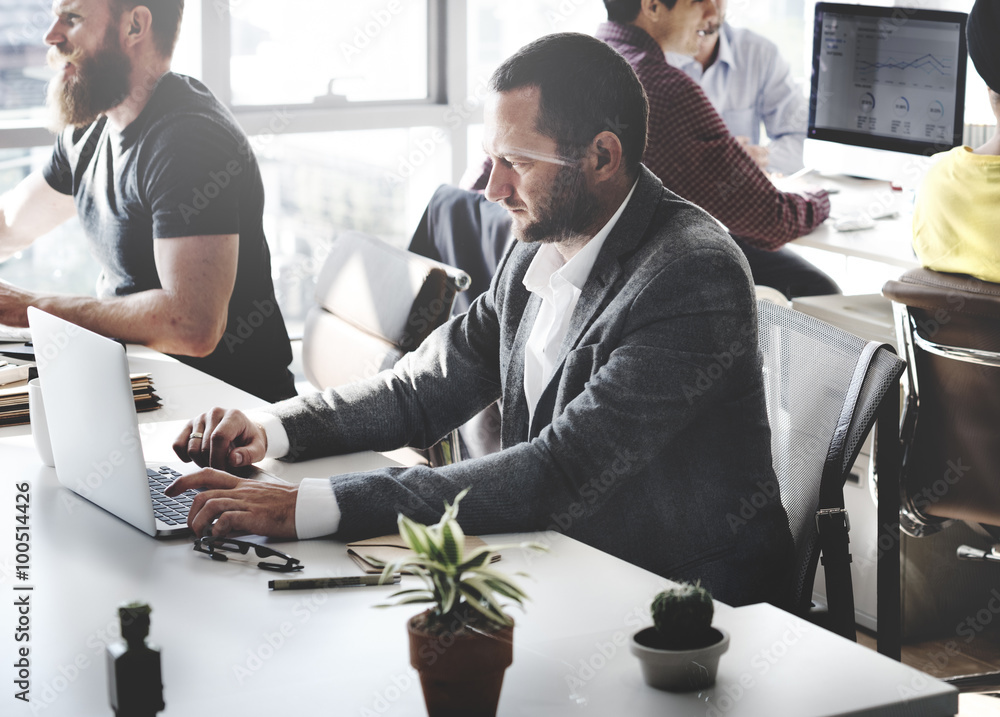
[912,0,1000,284]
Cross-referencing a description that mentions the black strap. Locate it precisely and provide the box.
[816,341,892,640]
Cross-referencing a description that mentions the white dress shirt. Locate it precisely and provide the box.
[667,23,807,175]
[522,179,637,422]
[259,179,636,539]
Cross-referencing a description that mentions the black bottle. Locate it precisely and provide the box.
[106,601,165,717]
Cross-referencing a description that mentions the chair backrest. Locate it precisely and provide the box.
[407,184,512,315]
[757,300,905,634]
[302,231,470,391]
[883,268,1000,534]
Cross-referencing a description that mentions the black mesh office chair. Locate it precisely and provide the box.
[884,268,1000,693]
[303,231,471,466]
[757,300,906,645]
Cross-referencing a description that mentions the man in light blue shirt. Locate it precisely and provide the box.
[667,0,807,175]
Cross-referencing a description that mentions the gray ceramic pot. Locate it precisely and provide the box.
[630,626,730,692]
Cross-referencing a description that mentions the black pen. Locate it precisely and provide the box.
[268,574,401,591]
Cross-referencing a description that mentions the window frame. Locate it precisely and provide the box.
[0,0,476,181]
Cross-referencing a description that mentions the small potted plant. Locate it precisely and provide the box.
[375,488,545,717]
[630,581,730,692]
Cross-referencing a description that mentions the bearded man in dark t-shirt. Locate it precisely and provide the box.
[0,0,295,402]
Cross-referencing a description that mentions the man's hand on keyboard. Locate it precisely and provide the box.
[164,469,298,539]
[173,407,267,471]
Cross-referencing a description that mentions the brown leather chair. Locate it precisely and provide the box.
[883,268,1000,692]
[883,268,1000,537]
[303,231,470,464]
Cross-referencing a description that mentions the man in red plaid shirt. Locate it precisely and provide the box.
[596,0,836,298]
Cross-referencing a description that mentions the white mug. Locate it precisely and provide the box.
[28,378,55,467]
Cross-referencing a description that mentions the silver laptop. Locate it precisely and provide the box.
[27,307,197,538]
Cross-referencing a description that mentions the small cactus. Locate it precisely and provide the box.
[650,582,715,649]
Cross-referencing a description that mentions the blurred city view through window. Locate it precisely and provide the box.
[1,0,98,297]
[1,0,49,122]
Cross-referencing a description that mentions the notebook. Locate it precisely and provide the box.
[27,307,199,538]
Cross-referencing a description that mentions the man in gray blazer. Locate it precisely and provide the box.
[168,33,793,607]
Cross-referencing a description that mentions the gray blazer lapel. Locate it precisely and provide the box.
[502,291,540,446]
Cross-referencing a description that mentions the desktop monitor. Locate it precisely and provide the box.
[805,2,968,186]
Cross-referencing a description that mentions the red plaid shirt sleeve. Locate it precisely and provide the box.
[597,23,829,250]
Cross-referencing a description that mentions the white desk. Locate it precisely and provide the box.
[1,351,957,716]
[785,174,921,271]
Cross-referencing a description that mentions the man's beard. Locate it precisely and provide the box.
[45,29,132,131]
[517,162,602,245]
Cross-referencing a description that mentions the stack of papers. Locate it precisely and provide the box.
[0,324,31,342]
[0,362,31,387]
[0,372,161,427]
[130,374,162,413]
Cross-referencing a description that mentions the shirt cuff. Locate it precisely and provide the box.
[246,411,290,459]
[802,188,831,223]
[295,478,342,539]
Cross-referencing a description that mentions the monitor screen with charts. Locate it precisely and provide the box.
[805,3,968,183]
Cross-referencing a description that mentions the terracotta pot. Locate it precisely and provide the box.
[407,611,514,717]
[630,626,730,692]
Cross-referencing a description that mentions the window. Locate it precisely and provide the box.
[2,0,994,340]
[228,0,430,106]
[467,0,607,97]
[255,128,451,326]
[726,0,811,85]
[463,0,608,176]
[0,0,452,336]
[0,148,98,295]
[0,0,53,125]
[0,0,203,126]
[0,0,200,302]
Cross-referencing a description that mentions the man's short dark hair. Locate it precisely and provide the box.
[113,0,185,57]
[604,0,678,23]
[488,32,649,177]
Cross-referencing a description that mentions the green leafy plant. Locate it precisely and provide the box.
[649,581,716,650]
[375,488,546,629]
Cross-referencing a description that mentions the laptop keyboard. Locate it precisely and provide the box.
[146,466,196,526]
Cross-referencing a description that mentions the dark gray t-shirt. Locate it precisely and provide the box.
[43,73,294,401]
